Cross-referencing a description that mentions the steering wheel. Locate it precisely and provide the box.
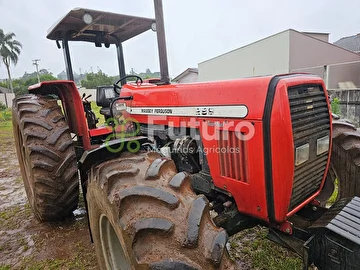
[113,75,143,94]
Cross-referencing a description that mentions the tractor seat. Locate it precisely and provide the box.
[100,107,111,117]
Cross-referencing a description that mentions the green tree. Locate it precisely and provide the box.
[1,70,57,96]
[81,71,113,89]
[0,80,7,89]
[0,29,22,92]
[13,73,57,96]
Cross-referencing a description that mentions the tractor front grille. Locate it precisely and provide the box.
[288,85,331,211]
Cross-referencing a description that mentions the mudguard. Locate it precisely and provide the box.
[28,80,91,149]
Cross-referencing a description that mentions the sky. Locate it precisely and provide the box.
[0,0,359,80]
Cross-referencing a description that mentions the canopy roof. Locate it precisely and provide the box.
[47,8,155,44]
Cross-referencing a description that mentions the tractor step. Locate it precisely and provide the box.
[304,197,360,270]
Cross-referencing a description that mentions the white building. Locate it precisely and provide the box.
[173,68,198,83]
[198,29,360,89]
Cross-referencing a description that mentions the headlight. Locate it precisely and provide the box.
[111,102,127,117]
[317,135,329,155]
[115,102,126,111]
[295,143,309,166]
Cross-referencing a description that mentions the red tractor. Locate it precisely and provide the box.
[12,1,360,269]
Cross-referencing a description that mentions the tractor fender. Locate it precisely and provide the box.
[28,80,91,150]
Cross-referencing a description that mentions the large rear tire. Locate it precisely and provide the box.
[318,118,360,203]
[12,94,79,221]
[330,120,360,198]
[87,151,234,269]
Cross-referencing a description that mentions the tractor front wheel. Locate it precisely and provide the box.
[87,151,234,269]
[12,94,79,221]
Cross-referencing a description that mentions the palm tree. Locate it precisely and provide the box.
[0,29,22,92]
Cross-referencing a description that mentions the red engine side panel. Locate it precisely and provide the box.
[200,120,269,220]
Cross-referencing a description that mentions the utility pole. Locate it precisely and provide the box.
[32,59,41,83]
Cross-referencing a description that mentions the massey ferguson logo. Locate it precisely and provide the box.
[141,108,173,114]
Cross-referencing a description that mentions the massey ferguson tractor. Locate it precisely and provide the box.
[12,1,360,269]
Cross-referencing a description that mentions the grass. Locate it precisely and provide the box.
[0,113,13,144]
[229,226,302,270]
[20,258,66,270]
[0,100,11,122]
[0,119,15,173]
[0,205,21,221]
[327,178,339,205]
[0,201,97,269]
[18,240,97,270]
[90,101,104,124]
[0,118,12,131]
[0,204,32,231]
[0,109,11,122]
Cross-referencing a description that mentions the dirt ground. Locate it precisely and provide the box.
[0,120,301,270]
[0,121,97,269]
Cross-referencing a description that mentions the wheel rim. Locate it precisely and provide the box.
[99,214,132,270]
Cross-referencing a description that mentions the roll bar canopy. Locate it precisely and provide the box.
[47,1,169,84]
[47,8,155,44]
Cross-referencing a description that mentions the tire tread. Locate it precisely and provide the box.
[12,94,79,221]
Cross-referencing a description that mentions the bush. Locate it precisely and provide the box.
[0,102,7,111]
[331,97,341,115]
[0,109,11,122]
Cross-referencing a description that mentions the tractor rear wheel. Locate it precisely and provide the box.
[87,151,234,269]
[317,118,360,204]
[12,94,79,221]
